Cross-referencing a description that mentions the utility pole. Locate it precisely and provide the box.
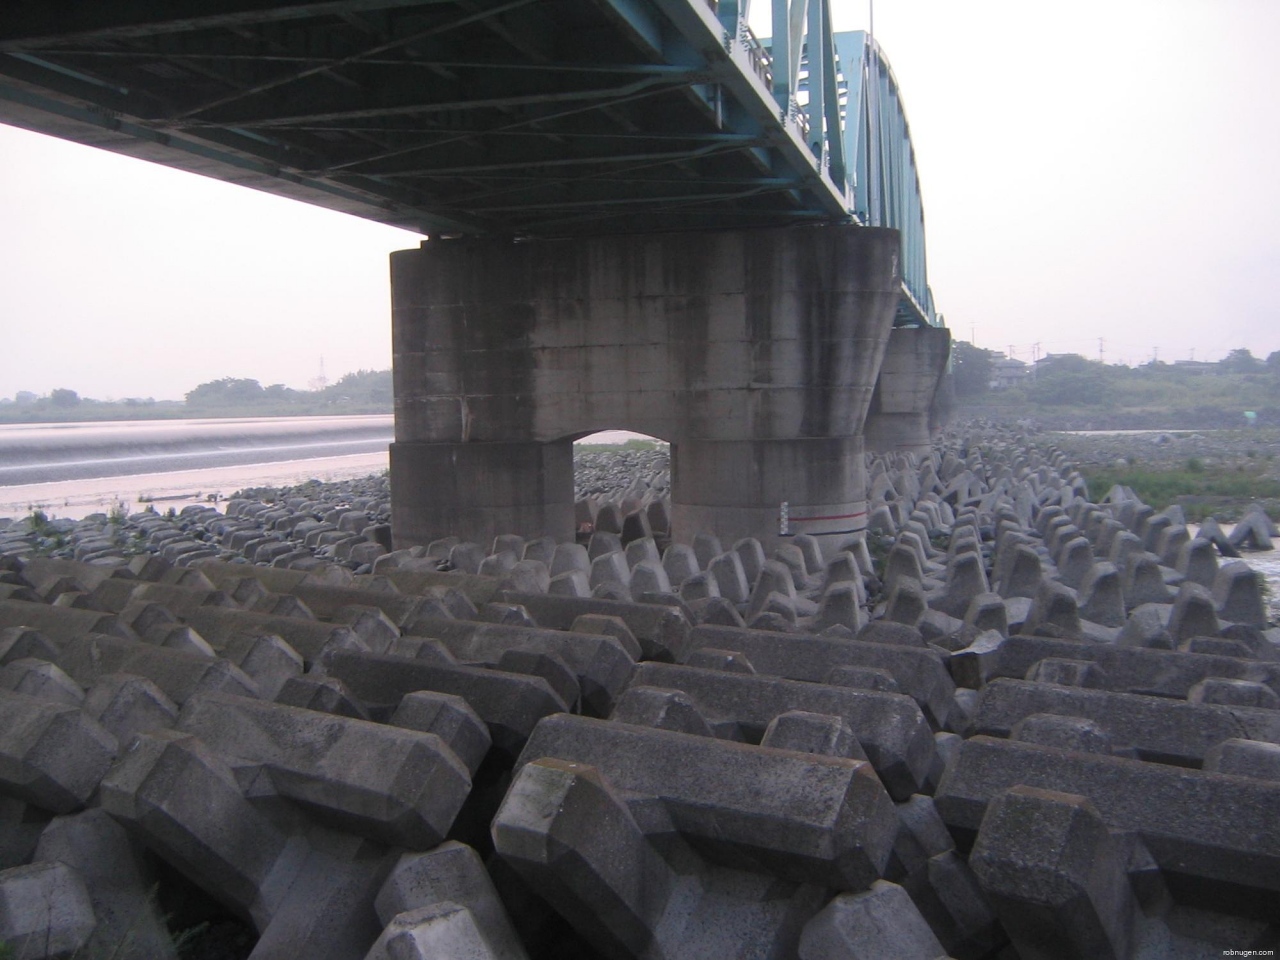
[1098,337,1105,363]
[970,323,975,345]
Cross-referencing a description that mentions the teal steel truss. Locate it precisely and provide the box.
[0,0,937,324]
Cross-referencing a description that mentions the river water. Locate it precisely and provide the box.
[0,417,648,521]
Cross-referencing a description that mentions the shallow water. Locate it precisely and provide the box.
[0,420,653,521]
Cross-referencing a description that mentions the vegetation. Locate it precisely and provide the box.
[0,370,393,424]
[1078,465,1280,522]
[961,347,1280,429]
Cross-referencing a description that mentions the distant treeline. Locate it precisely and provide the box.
[0,369,393,423]
[953,344,1280,429]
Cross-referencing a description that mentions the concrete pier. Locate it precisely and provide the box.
[864,326,952,457]
[390,225,902,548]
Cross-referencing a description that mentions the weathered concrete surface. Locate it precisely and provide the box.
[863,325,952,457]
[390,225,902,548]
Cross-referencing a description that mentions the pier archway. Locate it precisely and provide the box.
[389,225,902,550]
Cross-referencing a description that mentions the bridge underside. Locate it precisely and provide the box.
[0,0,847,237]
[1,1,952,548]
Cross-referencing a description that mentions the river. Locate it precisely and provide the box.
[0,417,647,521]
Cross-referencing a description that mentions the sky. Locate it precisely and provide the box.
[1,0,1279,401]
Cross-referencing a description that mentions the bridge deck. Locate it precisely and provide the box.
[0,0,849,237]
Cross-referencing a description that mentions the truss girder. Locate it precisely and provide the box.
[0,0,940,323]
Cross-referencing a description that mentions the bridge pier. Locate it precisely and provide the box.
[389,225,901,550]
[864,326,953,458]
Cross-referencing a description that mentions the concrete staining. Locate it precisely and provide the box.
[0,426,1278,958]
[390,225,905,549]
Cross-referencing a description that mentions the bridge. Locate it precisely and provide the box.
[0,0,951,548]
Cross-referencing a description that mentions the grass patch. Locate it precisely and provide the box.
[1080,465,1280,521]
[573,439,668,453]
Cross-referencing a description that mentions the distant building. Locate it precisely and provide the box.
[1172,360,1216,374]
[991,357,1030,389]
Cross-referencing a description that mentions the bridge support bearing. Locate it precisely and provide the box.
[389,225,901,549]
[864,326,952,457]
[671,437,868,545]
[389,440,575,548]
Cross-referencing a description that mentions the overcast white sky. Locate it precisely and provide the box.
[1,0,1278,401]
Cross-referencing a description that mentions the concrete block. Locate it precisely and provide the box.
[220,633,304,701]
[177,692,471,848]
[709,551,751,604]
[405,617,635,718]
[1012,713,1115,755]
[390,691,492,776]
[998,544,1043,599]
[1023,580,1081,638]
[1175,537,1219,588]
[884,576,927,627]
[0,860,96,959]
[570,613,642,660]
[692,533,723,570]
[0,658,84,707]
[1025,657,1107,687]
[182,606,366,667]
[492,757,677,959]
[760,711,866,761]
[798,881,948,960]
[374,842,527,958]
[1204,739,1280,780]
[275,674,371,719]
[627,662,935,799]
[1120,554,1173,608]
[0,690,116,813]
[812,582,866,633]
[1188,677,1279,709]
[34,808,176,960]
[972,677,1280,768]
[250,832,392,960]
[1213,560,1267,627]
[514,715,899,889]
[499,592,692,663]
[81,672,179,744]
[933,735,1280,915]
[99,730,295,930]
[1078,562,1125,627]
[609,686,714,737]
[365,902,503,960]
[932,553,989,620]
[320,649,568,756]
[1167,581,1221,641]
[968,786,1135,960]
[550,543,590,577]
[733,537,767,589]
[0,627,59,665]
[685,648,755,673]
[629,559,672,597]
[548,570,590,597]
[688,623,955,729]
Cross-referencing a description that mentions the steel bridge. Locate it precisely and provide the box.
[0,0,937,325]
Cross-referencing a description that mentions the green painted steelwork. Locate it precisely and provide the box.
[0,0,938,324]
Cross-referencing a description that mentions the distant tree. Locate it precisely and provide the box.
[49,388,80,407]
[1220,348,1262,373]
[14,391,37,405]
[951,342,1002,398]
[263,383,299,403]
[185,377,265,407]
[1028,354,1114,407]
[1265,350,1280,371]
[323,369,392,405]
